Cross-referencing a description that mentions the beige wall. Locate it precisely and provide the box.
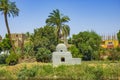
[11,33,26,47]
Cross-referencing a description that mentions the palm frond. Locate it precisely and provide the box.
[0,0,19,17]
[46,9,70,42]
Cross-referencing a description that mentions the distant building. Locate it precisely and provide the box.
[11,33,26,47]
[101,34,119,49]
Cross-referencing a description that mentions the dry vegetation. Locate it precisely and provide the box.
[0,61,120,80]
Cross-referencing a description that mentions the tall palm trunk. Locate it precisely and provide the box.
[4,12,16,53]
[63,35,68,46]
[57,26,61,43]
[57,29,60,43]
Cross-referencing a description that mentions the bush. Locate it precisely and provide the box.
[17,66,39,80]
[37,65,54,77]
[103,64,120,80]
[68,45,82,58]
[36,48,51,62]
[108,48,120,61]
[92,66,104,80]
[6,52,19,65]
[0,54,8,64]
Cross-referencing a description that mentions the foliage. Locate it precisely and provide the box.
[117,30,120,43]
[0,0,19,53]
[24,43,35,56]
[0,69,13,79]
[0,61,120,79]
[0,0,19,17]
[0,34,12,51]
[72,31,101,60]
[46,9,70,43]
[108,48,120,61]
[0,35,11,64]
[0,54,8,64]
[17,66,39,80]
[6,52,19,65]
[0,45,2,52]
[36,48,51,62]
[68,37,72,44]
[68,45,82,58]
[32,26,57,52]
[37,65,54,77]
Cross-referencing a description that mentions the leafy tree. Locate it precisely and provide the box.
[0,0,19,53]
[117,30,120,43]
[46,9,70,43]
[0,44,2,52]
[68,45,82,58]
[24,43,35,56]
[36,48,51,62]
[0,35,11,64]
[72,31,101,60]
[0,34,12,51]
[6,51,19,65]
[0,54,8,64]
[32,26,57,52]
[25,32,30,38]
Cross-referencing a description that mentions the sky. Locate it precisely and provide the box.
[0,0,120,37]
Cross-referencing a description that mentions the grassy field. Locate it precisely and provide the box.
[0,61,120,80]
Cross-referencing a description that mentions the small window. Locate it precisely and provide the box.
[61,57,65,62]
[16,34,18,37]
[60,50,63,52]
[108,42,112,44]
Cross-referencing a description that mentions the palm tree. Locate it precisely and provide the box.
[62,24,70,46]
[0,0,19,53]
[46,9,70,43]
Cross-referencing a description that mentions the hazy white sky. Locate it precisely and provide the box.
[0,0,120,37]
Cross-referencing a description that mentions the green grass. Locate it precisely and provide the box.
[0,61,120,80]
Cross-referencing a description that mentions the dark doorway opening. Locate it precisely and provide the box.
[61,57,65,62]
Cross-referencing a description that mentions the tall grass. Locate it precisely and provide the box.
[0,69,13,80]
[0,61,120,80]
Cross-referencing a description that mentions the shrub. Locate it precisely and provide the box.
[37,65,54,77]
[103,64,119,80]
[0,54,8,64]
[92,66,104,80]
[108,48,120,61]
[68,45,82,58]
[36,48,51,62]
[17,66,39,80]
[6,52,19,65]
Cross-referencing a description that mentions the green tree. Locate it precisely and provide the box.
[36,48,51,62]
[0,0,19,53]
[46,9,70,43]
[32,26,57,52]
[0,34,12,51]
[72,31,101,60]
[6,51,19,65]
[0,43,2,52]
[117,30,120,43]
[24,43,35,56]
[68,45,82,58]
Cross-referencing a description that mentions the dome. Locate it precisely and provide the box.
[56,43,67,52]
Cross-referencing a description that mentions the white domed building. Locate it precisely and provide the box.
[52,43,81,66]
